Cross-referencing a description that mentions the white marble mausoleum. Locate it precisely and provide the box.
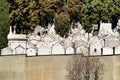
[1,20,120,56]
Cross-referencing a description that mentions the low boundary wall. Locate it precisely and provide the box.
[0,54,120,80]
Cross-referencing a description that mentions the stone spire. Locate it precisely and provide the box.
[49,23,56,35]
[9,26,12,34]
[13,25,16,34]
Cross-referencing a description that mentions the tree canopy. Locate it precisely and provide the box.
[0,0,120,54]
[6,0,120,35]
[66,56,104,80]
[0,0,9,52]
[55,13,70,37]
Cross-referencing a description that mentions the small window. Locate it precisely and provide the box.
[75,25,78,28]
[94,48,97,52]
[37,32,40,36]
[73,24,78,28]
[45,30,48,34]
[72,26,75,29]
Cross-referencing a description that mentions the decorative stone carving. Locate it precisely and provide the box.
[14,45,25,54]
[2,21,120,56]
[98,22,115,37]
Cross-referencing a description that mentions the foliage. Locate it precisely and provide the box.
[7,0,120,34]
[81,0,120,32]
[0,0,9,52]
[8,0,63,34]
[66,56,104,80]
[8,0,83,34]
[67,0,84,22]
[55,13,70,37]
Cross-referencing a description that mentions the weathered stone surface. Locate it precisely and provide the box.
[0,55,120,80]
[2,21,120,56]
[52,43,64,54]
[66,47,74,54]
[0,55,25,80]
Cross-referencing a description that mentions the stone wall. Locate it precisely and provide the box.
[0,55,120,80]
[0,55,25,80]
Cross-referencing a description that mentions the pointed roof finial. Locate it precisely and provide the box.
[9,26,12,34]
[100,20,102,23]
[13,25,16,34]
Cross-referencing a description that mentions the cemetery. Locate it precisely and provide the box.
[1,20,120,56]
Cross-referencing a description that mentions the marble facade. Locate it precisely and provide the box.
[1,20,120,56]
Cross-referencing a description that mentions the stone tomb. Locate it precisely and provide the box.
[115,45,120,54]
[52,43,64,54]
[103,47,113,55]
[37,42,51,55]
[66,47,74,54]
[76,46,88,55]
[14,45,25,54]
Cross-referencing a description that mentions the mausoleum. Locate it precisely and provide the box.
[1,21,120,56]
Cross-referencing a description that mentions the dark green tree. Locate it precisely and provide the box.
[67,0,84,23]
[0,0,9,52]
[82,0,103,33]
[7,0,120,35]
[55,13,70,37]
[81,0,120,33]
[8,0,58,33]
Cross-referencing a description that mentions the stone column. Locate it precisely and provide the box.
[13,25,16,34]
